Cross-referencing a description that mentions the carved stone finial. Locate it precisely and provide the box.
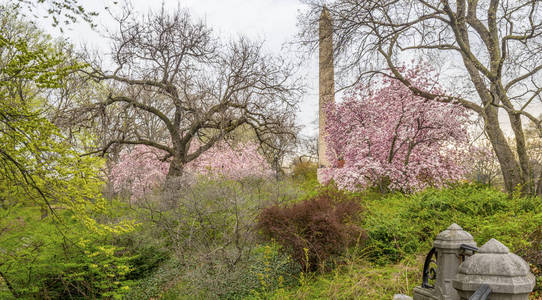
[453,239,535,299]
[434,223,476,249]
[447,223,463,230]
[477,238,509,254]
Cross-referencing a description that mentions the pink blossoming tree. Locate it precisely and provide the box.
[110,142,273,200]
[319,66,470,192]
[109,146,169,200]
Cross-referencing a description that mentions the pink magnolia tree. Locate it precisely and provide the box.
[109,142,273,199]
[319,66,471,192]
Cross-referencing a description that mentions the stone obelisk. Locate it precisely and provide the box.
[318,6,335,168]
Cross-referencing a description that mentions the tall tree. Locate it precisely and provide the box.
[83,8,301,177]
[299,0,542,194]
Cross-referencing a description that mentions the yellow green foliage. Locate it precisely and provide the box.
[0,7,136,298]
[0,206,136,299]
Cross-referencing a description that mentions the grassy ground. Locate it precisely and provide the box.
[257,258,422,300]
[155,256,422,300]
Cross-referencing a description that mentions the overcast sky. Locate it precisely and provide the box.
[34,0,320,137]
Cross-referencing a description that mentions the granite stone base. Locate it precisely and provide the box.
[412,286,439,300]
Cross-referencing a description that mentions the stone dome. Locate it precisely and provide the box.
[433,223,477,249]
[453,238,535,296]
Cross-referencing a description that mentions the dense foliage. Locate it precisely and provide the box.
[0,206,137,299]
[260,183,542,299]
[319,66,470,192]
[360,184,537,263]
[122,177,305,300]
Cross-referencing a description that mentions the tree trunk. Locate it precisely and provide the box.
[167,158,184,178]
[40,204,48,219]
[536,170,542,195]
[507,111,532,194]
[484,107,523,192]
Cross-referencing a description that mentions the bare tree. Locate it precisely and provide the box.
[295,134,319,163]
[82,8,301,177]
[299,0,542,194]
[265,133,297,179]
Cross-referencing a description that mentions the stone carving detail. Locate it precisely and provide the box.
[453,238,535,300]
[408,225,535,300]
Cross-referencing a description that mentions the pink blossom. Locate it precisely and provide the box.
[320,64,470,192]
[185,142,273,180]
[109,142,273,200]
[109,145,169,200]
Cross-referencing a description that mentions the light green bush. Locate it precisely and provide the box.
[0,206,136,299]
[360,183,542,264]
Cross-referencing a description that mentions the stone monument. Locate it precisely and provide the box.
[318,5,335,169]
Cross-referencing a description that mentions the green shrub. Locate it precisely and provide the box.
[361,183,542,264]
[0,206,135,299]
[154,243,300,300]
[125,245,169,280]
[123,258,184,300]
[119,177,306,299]
[291,160,318,182]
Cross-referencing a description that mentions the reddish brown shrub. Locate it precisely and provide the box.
[257,190,365,271]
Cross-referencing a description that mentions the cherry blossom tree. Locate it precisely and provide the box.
[109,145,169,200]
[109,142,273,200]
[186,141,273,180]
[319,66,470,192]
